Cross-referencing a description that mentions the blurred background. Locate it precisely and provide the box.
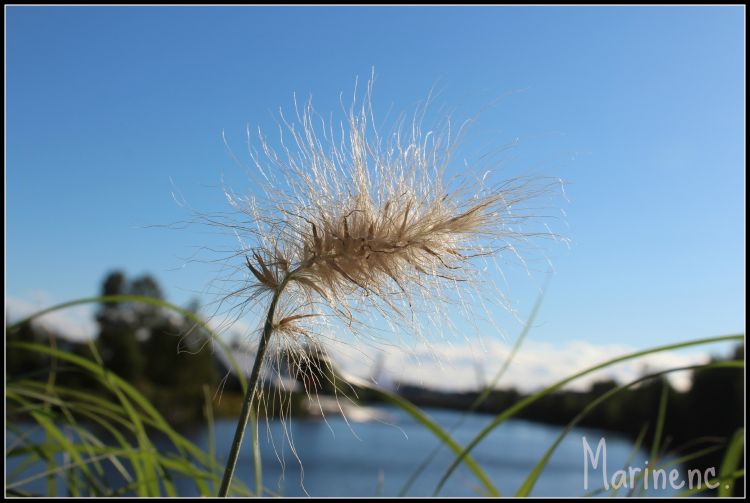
[6,6,745,497]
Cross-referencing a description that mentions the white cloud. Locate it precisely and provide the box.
[327,337,714,393]
[6,295,98,341]
[5,293,253,344]
[5,293,726,394]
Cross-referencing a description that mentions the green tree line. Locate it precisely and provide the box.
[8,271,217,426]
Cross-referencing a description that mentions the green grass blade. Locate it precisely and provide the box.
[398,278,549,496]
[434,333,743,496]
[608,424,648,497]
[472,275,550,411]
[5,448,131,491]
[650,379,669,463]
[718,427,745,497]
[349,378,500,496]
[251,410,262,496]
[203,385,217,495]
[8,295,256,493]
[7,294,248,391]
[630,378,671,496]
[515,361,741,496]
[9,343,206,496]
[677,469,745,496]
[26,411,104,496]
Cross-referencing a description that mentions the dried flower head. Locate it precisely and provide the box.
[203,77,564,495]
[215,82,558,355]
[186,84,565,407]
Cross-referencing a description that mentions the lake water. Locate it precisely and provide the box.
[8,405,683,497]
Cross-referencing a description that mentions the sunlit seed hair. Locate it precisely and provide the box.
[198,77,562,416]
[178,78,569,490]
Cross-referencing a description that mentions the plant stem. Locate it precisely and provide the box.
[218,283,286,497]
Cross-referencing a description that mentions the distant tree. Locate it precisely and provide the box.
[102,270,127,300]
[6,321,47,379]
[142,299,217,424]
[584,379,621,428]
[685,346,744,439]
[142,318,184,387]
[677,345,745,495]
[96,270,144,382]
[128,274,167,337]
[130,275,164,300]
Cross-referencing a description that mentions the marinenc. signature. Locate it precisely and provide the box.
[582,436,721,493]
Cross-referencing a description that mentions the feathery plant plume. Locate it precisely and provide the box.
[209,77,563,496]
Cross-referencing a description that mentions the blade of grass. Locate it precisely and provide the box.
[10,381,218,474]
[12,380,222,491]
[515,360,742,496]
[203,385,217,495]
[718,427,744,497]
[251,410,262,496]
[9,295,252,495]
[347,376,500,497]
[677,469,745,496]
[9,342,247,496]
[29,374,112,491]
[630,377,671,497]
[44,332,58,496]
[610,424,648,497]
[434,333,743,496]
[5,445,217,495]
[10,343,171,496]
[26,410,105,496]
[399,276,549,496]
[5,423,60,488]
[7,390,221,497]
[585,443,725,497]
[632,442,727,497]
[69,409,136,487]
[5,448,132,491]
[650,379,670,462]
[583,423,650,497]
[7,295,248,388]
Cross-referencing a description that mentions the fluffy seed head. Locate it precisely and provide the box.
[202,78,562,380]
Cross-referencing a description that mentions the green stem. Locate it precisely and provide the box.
[218,282,286,497]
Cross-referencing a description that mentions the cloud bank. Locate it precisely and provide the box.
[7,294,721,393]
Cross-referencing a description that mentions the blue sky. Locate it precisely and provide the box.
[7,7,745,367]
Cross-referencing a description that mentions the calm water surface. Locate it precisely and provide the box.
[8,405,681,497]
[191,404,677,497]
